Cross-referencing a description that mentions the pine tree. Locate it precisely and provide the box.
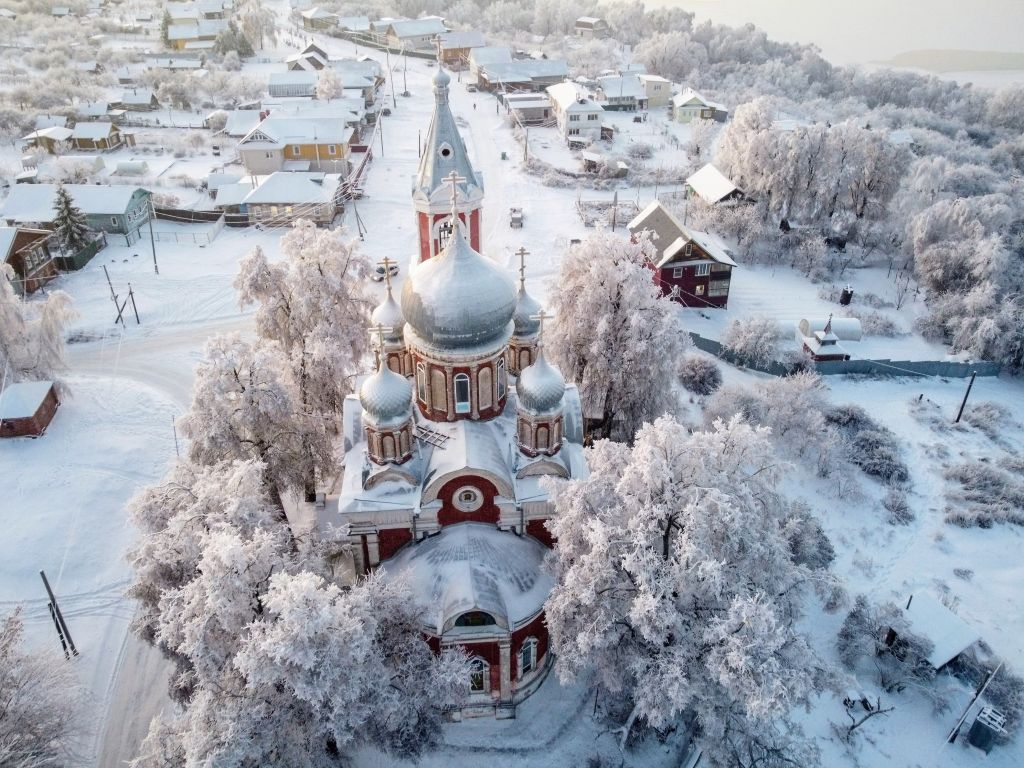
[160,10,171,48]
[52,183,90,252]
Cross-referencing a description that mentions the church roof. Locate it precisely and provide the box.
[359,362,412,428]
[401,221,516,352]
[380,522,552,634]
[414,66,483,206]
[512,283,542,338]
[371,286,405,343]
[517,348,565,415]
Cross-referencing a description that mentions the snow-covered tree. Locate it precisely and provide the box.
[240,0,277,51]
[546,231,688,441]
[544,415,834,763]
[686,117,719,161]
[634,31,707,82]
[213,21,254,58]
[0,265,75,382]
[179,333,331,509]
[0,610,83,768]
[315,69,344,102]
[720,315,781,369]
[52,182,89,251]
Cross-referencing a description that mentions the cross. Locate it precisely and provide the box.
[529,308,549,342]
[378,256,397,290]
[515,246,529,288]
[442,169,466,218]
[369,323,394,351]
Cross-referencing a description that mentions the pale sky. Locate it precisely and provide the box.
[645,0,1024,65]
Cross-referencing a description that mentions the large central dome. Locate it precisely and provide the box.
[401,225,516,350]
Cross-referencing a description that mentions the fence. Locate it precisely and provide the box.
[688,332,1002,379]
[152,208,225,244]
[54,233,106,272]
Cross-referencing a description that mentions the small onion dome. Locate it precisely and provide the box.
[433,66,451,89]
[359,363,413,429]
[517,348,565,414]
[512,284,542,338]
[401,224,516,350]
[370,287,405,344]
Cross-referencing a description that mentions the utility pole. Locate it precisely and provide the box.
[147,196,158,275]
[385,49,397,109]
[523,127,528,162]
[40,570,77,658]
[955,371,977,423]
[172,415,180,458]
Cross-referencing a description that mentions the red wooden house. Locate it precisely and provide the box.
[628,200,738,308]
[1,227,57,296]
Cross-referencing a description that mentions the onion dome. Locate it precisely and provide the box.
[512,284,542,338]
[517,348,565,414]
[401,223,516,350]
[370,287,405,344]
[432,66,451,90]
[359,363,413,429]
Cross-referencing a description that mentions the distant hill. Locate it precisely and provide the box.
[878,49,1024,72]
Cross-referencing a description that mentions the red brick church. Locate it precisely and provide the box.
[325,67,586,718]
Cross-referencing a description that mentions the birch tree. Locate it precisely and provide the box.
[544,415,834,764]
[0,265,75,383]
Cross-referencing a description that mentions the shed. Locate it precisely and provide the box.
[0,381,59,438]
[686,163,744,205]
[796,316,861,361]
[899,593,981,670]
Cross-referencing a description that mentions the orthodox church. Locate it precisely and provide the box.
[326,67,587,717]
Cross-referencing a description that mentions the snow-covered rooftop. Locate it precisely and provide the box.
[0,380,53,420]
[1,184,147,222]
[628,199,738,268]
[596,74,645,100]
[242,172,340,205]
[547,82,602,112]
[439,30,486,50]
[685,163,740,205]
[71,121,116,140]
[384,16,447,39]
[902,593,981,669]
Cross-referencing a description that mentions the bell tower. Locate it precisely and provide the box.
[412,66,484,263]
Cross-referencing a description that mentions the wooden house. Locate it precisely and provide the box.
[379,17,447,51]
[69,121,130,152]
[0,381,60,438]
[117,89,160,111]
[242,171,342,226]
[628,200,737,309]
[0,227,57,295]
[685,164,745,205]
[21,126,73,154]
[1,184,151,245]
[672,88,728,123]
[438,31,486,69]
[574,17,609,39]
[301,7,338,31]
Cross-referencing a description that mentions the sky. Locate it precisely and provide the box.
[645,0,1024,66]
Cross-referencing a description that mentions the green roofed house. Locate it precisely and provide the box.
[0,184,151,245]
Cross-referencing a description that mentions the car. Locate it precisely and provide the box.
[381,107,392,117]
[371,263,400,282]
[466,84,478,93]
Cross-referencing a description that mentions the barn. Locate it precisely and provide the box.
[0,380,60,438]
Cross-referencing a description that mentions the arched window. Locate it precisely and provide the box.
[437,216,454,252]
[469,657,489,694]
[537,425,549,450]
[518,419,531,447]
[478,367,493,410]
[519,348,532,372]
[387,355,401,374]
[454,373,471,413]
[497,358,506,399]
[455,611,495,627]
[399,429,410,456]
[431,369,447,411]
[382,434,396,460]
[519,637,538,678]
[416,362,427,403]
[553,418,562,446]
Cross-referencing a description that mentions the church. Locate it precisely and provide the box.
[326,67,587,718]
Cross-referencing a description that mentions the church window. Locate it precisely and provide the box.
[382,434,396,460]
[519,637,538,678]
[457,611,495,627]
[439,142,453,158]
[454,373,471,413]
[453,485,483,512]
[478,367,493,410]
[399,429,409,455]
[519,348,531,371]
[438,217,454,250]
[518,419,531,447]
[469,657,489,693]
[537,425,549,450]
[497,359,506,399]
[416,363,427,402]
[431,369,447,411]
[387,355,401,374]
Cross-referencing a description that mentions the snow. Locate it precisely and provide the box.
[243,171,341,204]
[902,592,981,669]
[2,184,144,222]
[685,162,739,204]
[0,380,53,419]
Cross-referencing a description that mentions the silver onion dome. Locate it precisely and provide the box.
[359,364,413,428]
[517,348,565,414]
[370,287,405,344]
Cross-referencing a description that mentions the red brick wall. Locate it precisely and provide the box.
[526,518,555,549]
[469,208,481,252]
[377,527,412,561]
[413,358,505,423]
[418,212,431,263]
[511,611,548,680]
[437,476,500,527]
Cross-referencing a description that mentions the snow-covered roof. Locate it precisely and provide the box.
[240,114,358,148]
[268,71,318,87]
[34,115,68,129]
[335,15,370,31]
[300,6,335,20]
[797,317,862,342]
[637,73,670,84]
[439,30,486,50]
[686,163,741,205]
[546,81,602,112]
[120,89,156,105]
[380,522,553,634]
[23,126,73,142]
[575,16,605,26]
[148,58,203,70]
[384,16,446,39]
[0,381,53,420]
[672,87,725,111]
[484,59,569,84]
[221,109,262,136]
[628,199,738,268]
[71,121,116,140]
[596,74,644,100]
[213,181,255,208]
[1,184,147,222]
[902,593,981,669]
[470,46,512,67]
[242,172,340,205]
[77,101,111,117]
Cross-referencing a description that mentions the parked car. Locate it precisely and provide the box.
[381,107,392,117]
[372,262,400,282]
[509,207,523,228]
[467,84,478,93]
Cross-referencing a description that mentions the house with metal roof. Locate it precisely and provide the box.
[379,16,447,50]
[594,74,646,111]
[267,71,318,98]
[242,171,342,226]
[237,110,359,176]
[546,82,604,145]
[685,163,745,205]
[672,88,728,123]
[438,30,487,68]
[574,16,609,39]
[0,184,151,244]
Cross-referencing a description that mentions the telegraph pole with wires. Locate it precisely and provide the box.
[147,195,159,275]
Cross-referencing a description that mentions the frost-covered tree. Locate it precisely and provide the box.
[179,333,331,509]
[52,182,89,251]
[0,265,76,382]
[315,69,343,102]
[213,21,254,58]
[720,315,781,369]
[546,231,688,441]
[544,415,834,763]
[0,610,83,768]
[686,117,719,161]
[634,31,707,82]
[240,0,277,51]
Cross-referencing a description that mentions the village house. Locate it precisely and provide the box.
[242,171,342,226]
[0,381,60,439]
[595,74,646,111]
[546,82,604,145]
[335,16,371,35]
[503,93,553,125]
[166,19,227,50]
[479,59,570,93]
[887,593,981,672]
[469,45,511,83]
[628,199,738,308]
[212,109,262,136]
[328,58,384,105]
[0,184,151,245]
[237,110,360,176]
[20,127,73,154]
[117,89,160,111]
[438,30,487,69]
[33,115,68,130]
[300,7,337,31]
[672,88,729,123]
[287,50,328,71]
[685,163,745,206]
[68,122,132,152]
[574,16,609,39]
[0,227,57,295]
[268,71,318,98]
[376,17,447,51]
[637,74,673,108]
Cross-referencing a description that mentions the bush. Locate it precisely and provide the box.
[627,141,654,160]
[786,502,835,570]
[720,315,781,369]
[883,487,913,525]
[962,401,1009,440]
[944,460,1024,527]
[851,429,910,483]
[678,355,722,395]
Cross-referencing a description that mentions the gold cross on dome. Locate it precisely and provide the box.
[378,256,397,290]
[369,323,394,350]
[529,308,549,341]
[515,246,529,287]
[442,169,467,217]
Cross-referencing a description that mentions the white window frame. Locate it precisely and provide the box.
[291,144,302,157]
[695,263,710,277]
[416,362,427,402]
[519,637,538,678]
[469,657,489,694]
[110,216,118,226]
[672,267,683,278]
[454,373,471,414]
[497,358,506,399]
[326,144,337,155]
